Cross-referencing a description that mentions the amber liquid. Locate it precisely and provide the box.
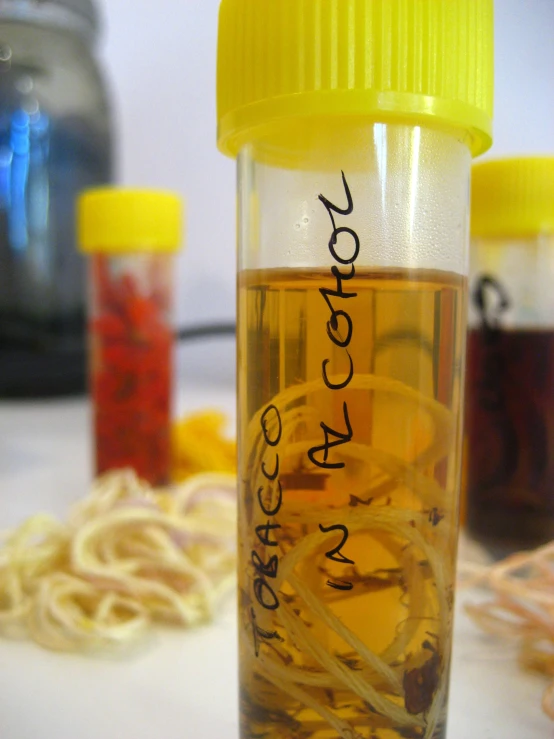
[237,268,466,739]
[465,328,554,554]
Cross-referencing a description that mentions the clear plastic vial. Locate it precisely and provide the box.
[465,157,554,556]
[217,1,493,738]
[78,189,182,487]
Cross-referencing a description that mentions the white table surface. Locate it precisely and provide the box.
[0,381,551,739]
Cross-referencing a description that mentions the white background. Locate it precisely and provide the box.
[94,0,554,329]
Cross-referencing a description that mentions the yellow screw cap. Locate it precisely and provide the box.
[217,0,494,159]
[78,189,184,254]
[472,158,554,238]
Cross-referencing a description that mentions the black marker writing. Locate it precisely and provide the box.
[319,523,355,565]
[308,171,359,591]
[250,607,284,658]
[308,403,353,470]
[473,274,510,331]
[473,274,511,411]
[251,403,284,653]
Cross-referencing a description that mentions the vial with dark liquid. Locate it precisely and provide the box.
[465,157,554,557]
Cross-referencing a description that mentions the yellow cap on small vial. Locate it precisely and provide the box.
[472,157,554,238]
[217,0,494,159]
[78,188,184,254]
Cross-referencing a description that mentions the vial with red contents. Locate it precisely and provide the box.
[89,253,173,486]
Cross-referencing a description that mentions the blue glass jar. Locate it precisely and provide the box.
[0,0,112,396]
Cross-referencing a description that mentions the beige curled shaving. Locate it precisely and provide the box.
[460,541,554,721]
[0,471,237,652]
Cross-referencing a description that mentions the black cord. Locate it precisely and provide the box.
[175,323,236,342]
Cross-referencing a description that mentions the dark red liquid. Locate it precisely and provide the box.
[465,328,554,553]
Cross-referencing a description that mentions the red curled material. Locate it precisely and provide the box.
[91,256,172,486]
